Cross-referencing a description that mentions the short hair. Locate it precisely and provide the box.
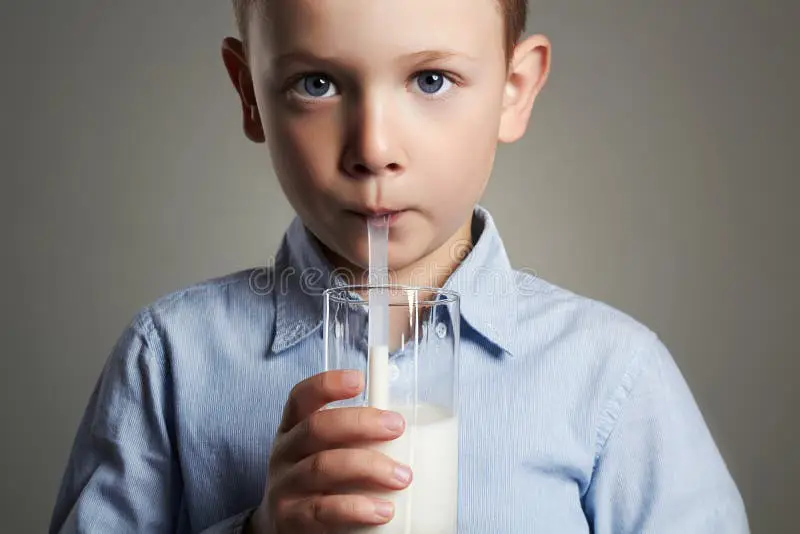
[231,0,527,60]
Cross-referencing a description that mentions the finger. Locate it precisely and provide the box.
[279,370,364,433]
[278,494,395,530]
[275,407,405,461]
[275,448,413,495]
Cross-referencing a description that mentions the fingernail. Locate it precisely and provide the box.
[374,500,394,520]
[342,371,362,389]
[380,411,404,432]
[393,464,412,484]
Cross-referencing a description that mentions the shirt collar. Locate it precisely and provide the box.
[270,217,332,354]
[442,206,519,357]
[269,205,519,357]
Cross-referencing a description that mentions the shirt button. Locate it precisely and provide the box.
[435,323,447,339]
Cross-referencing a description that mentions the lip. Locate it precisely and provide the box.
[348,208,408,226]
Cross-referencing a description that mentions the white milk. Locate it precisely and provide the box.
[353,403,459,534]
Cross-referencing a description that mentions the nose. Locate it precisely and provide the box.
[341,94,407,179]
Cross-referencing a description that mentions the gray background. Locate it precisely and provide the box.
[2,1,797,532]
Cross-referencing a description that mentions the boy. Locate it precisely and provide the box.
[50,0,750,532]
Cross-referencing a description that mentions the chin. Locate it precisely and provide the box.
[387,248,423,273]
[316,218,438,281]
[326,235,371,275]
[327,239,418,280]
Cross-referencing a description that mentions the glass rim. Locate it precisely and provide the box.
[323,284,460,306]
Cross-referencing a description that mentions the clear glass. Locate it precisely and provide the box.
[323,285,460,534]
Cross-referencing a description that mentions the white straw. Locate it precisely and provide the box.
[367,217,390,409]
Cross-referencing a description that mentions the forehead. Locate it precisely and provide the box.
[250,0,505,62]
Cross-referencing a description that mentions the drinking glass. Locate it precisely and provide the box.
[322,285,460,534]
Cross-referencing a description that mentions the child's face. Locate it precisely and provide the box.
[225,0,548,270]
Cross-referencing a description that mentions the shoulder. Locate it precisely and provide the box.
[146,268,271,318]
[119,267,278,358]
[512,268,663,358]
[510,268,674,420]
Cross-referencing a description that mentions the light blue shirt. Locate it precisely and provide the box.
[50,206,749,533]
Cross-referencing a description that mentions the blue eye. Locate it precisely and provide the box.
[413,71,453,95]
[293,75,338,99]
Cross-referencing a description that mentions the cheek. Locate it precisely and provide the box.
[415,103,499,202]
[264,105,343,199]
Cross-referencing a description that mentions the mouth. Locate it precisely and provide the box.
[347,207,408,226]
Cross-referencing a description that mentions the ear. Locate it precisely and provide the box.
[221,37,266,143]
[498,34,551,144]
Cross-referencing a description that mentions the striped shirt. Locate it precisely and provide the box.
[50,206,749,533]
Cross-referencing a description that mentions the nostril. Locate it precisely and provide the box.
[346,161,402,178]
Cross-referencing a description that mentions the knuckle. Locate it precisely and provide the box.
[340,449,361,474]
[305,411,324,441]
[355,407,373,430]
[350,449,377,481]
[368,450,386,475]
[304,412,324,438]
[319,371,335,394]
[310,497,327,523]
[335,496,359,518]
[365,451,392,482]
[309,452,329,478]
[317,372,332,389]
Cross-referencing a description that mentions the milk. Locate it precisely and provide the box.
[353,403,459,534]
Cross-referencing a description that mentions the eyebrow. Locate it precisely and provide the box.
[272,49,477,70]
[401,50,478,65]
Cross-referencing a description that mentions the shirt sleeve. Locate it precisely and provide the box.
[583,335,750,533]
[48,310,254,534]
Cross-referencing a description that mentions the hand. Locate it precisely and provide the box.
[247,370,411,534]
